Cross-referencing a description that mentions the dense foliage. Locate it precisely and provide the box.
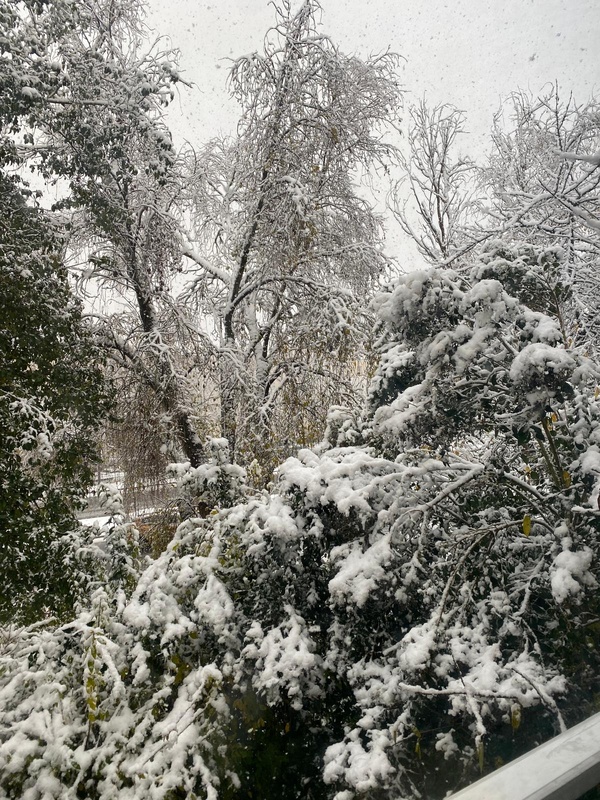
[2,242,600,798]
[0,172,109,624]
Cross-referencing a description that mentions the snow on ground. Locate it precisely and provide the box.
[80,516,111,527]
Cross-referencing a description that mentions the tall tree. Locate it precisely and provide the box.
[182,0,400,467]
[0,0,209,470]
[3,0,401,476]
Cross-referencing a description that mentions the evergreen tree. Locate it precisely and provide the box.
[0,171,109,624]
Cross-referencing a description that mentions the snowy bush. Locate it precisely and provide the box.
[2,243,600,799]
[167,438,248,517]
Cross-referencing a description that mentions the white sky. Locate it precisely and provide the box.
[145,0,599,151]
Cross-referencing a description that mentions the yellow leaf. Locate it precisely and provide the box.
[511,704,521,731]
[413,727,422,760]
[562,470,571,488]
[477,741,485,774]
[595,386,600,399]
[284,722,290,734]
[522,515,532,537]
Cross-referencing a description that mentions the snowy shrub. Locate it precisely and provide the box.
[168,438,249,517]
[66,483,142,598]
[2,243,600,799]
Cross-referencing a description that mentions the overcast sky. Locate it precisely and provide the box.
[145,0,599,152]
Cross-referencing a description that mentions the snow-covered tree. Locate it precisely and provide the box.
[181,0,400,468]
[2,0,402,477]
[0,170,109,624]
[480,86,600,348]
[390,100,478,265]
[0,0,212,472]
[2,239,599,798]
